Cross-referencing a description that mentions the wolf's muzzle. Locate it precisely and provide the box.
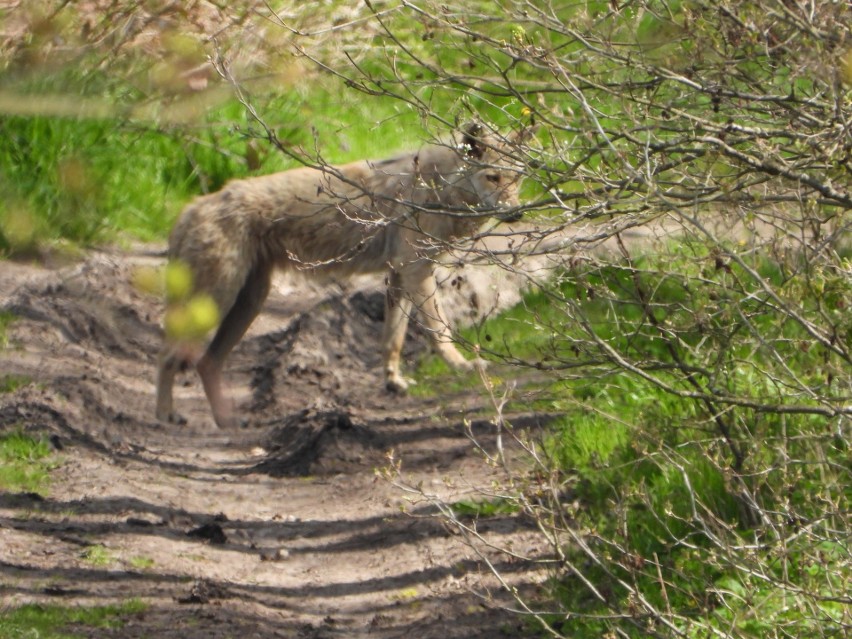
[497,208,524,224]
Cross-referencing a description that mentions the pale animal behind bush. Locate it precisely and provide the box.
[156,122,528,428]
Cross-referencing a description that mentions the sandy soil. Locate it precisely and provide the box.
[0,246,552,638]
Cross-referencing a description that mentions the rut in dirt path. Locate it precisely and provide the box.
[0,252,551,639]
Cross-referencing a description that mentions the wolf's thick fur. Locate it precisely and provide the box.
[156,123,524,428]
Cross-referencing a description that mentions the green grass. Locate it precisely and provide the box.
[80,545,115,567]
[0,430,57,494]
[0,311,17,348]
[128,555,155,571]
[451,497,519,518]
[409,353,482,397]
[0,374,32,393]
[0,600,146,639]
[0,69,429,253]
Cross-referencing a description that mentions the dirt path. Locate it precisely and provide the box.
[0,249,549,638]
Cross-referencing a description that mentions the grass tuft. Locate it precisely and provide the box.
[0,374,33,393]
[0,430,57,494]
[80,545,115,567]
[0,311,17,349]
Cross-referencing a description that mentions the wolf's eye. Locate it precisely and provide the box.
[485,173,501,184]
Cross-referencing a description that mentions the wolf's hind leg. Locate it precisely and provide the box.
[156,343,194,424]
[198,261,273,428]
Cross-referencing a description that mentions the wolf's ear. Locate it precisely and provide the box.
[460,121,485,159]
[510,123,539,145]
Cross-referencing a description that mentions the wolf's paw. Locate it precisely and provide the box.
[158,411,188,426]
[386,375,415,394]
[213,413,248,430]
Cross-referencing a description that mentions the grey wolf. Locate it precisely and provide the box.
[156,122,526,428]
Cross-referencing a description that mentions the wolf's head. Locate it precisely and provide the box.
[454,121,531,223]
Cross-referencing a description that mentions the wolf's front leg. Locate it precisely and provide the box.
[382,271,415,393]
[406,271,485,373]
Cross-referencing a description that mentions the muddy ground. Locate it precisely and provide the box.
[0,244,557,638]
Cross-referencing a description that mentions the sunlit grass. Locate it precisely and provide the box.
[0,311,17,348]
[80,544,115,567]
[0,600,146,639]
[129,555,155,571]
[0,374,33,393]
[0,74,427,253]
[0,430,57,494]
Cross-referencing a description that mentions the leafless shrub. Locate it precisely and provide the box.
[287,2,852,637]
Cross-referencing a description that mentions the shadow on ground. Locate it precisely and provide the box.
[0,252,551,639]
